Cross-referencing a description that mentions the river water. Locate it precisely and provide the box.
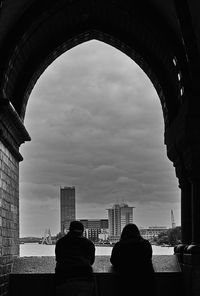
[20,243,174,257]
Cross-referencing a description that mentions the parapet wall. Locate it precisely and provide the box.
[11,255,181,273]
[9,255,184,296]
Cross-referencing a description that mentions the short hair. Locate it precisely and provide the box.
[69,221,84,233]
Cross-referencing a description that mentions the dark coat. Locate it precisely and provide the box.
[55,232,95,285]
[110,236,155,296]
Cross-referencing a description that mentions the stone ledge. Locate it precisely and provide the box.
[12,255,181,274]
[0,99,30,161]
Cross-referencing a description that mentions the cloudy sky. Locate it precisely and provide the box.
[19,40,181,237]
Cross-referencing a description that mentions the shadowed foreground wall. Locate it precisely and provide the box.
[0,100,30,295]
[9,255,185,296]
[0,142,19,295]
[9,272,185,296]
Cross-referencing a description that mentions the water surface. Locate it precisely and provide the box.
[20,243,174,257]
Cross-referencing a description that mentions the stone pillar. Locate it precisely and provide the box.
[191,181,200,245]
[173,176,200,296]
[179,156,200,296]
[180,177,192,245]
[0,99,30,296]
[173,169,192,270]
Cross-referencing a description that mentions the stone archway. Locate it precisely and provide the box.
[1,1,200,295]
[0,0,181,123]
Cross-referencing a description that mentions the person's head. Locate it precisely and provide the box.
[120,223,141,240]
[69,220,84,235]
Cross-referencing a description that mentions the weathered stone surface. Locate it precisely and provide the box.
[11,255,181,274]
[0,141,19,295]
[0,100,30,295]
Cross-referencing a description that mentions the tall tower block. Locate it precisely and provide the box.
[60,186,76,234]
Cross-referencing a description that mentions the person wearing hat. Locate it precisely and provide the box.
[55,220,95,295]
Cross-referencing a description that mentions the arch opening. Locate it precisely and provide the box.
[19,40,180,255]
[1,1,181,127]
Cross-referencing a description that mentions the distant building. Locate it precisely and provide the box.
[79,219,109,242]
[107,203,134,243]
[60,186,76,234]
[98,229,109,242]
[140,226,168,241]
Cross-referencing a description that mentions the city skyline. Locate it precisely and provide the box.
[19,196,174,238]
[20,182,178,237]
[19,40,181,237]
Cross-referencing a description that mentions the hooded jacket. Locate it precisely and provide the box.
[55,231,95,284]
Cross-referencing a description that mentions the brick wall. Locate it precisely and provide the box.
[0,141,19,295]
[0,100,30,296]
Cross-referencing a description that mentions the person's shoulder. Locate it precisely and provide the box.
[112,241,120,249]
[86,237,95,246]
[142,238,151,244]
[56,234,67,245]
[81,237,95,250]
[141,238,152,247]
[80,236,93,244]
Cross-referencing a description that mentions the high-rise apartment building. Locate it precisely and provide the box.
[107,203,134,242]
[60,186,76,234]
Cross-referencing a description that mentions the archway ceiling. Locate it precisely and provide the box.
[0,0,184,48]
[0,0,182,46]
[0,0,199,124]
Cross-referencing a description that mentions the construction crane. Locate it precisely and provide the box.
[41,228,52,245]
[171,210,176,229]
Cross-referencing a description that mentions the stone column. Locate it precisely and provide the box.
[0,99,30,296]
[173,168,192,268]
[179,177,192,245]
[184,180,200,296]
[191,181,200,245]
[180,141,200,296]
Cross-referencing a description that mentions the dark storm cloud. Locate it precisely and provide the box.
[19,40,180,235]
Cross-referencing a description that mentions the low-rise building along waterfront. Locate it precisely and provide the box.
[140,226,168,241]
[79,219,109,243]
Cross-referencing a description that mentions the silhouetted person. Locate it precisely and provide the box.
[55,220,95,296]
[110,223,155,296]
